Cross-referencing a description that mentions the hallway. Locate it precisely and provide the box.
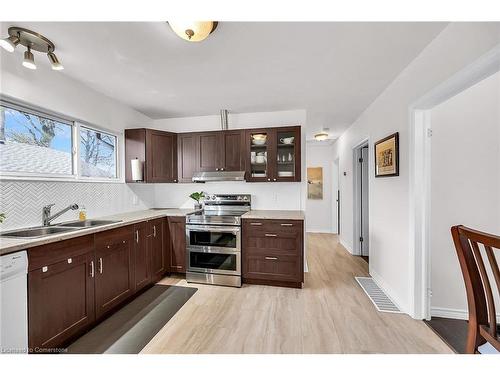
[142,233,452,353]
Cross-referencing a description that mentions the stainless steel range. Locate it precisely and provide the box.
[186,194,251,287]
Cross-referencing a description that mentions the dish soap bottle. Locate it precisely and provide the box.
[79,206,87,221]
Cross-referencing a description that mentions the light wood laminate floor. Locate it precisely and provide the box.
[141,233,452,354]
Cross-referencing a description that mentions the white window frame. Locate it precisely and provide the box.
[0,98,122,183]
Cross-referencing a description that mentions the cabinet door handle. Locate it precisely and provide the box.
[216,168,219,171]
[267,178,271,181]
[280,223,293,227]
[221,168,225,171]
[90,261,94,278]
[265,233,277,237]
[273,178,277,181]
[153,225,156,237]
[265,256,278,260]
[42,266,48,273]
[98,258,103,274]
[250,222,262,226]
[135,230,139,243]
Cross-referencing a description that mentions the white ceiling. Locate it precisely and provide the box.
[0,22,447,139]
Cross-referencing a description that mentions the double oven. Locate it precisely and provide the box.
[185,194,251,287]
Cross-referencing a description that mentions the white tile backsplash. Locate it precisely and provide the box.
[0,180,155,230]
[0,180,304,231]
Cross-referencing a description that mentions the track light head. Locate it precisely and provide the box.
[0,35,20,52]
[47,51,64,70]
[22,47,36,70]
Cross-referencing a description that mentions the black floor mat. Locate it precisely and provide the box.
[66,284,197,354]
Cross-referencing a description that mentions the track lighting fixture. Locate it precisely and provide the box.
[1,27,64,71]
[47,49,64,70]
[0,35,20,52]
[22,46,36,70]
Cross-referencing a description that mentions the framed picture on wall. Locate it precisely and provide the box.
[374,132,399,177]
[307,167,323,199]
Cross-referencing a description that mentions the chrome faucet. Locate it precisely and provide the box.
[42,203,79,226]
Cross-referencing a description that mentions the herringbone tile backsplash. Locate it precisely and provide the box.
[0,181,155,230]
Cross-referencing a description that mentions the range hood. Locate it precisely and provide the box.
[190,109,246,183]
[192,170,246,182]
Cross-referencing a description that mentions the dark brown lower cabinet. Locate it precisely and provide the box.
[150,218,166,282]
[133,221,151,291]
[242,219,304,288]
[27,218,172,351]
[28,236,95,350]
[168,216,186,273]
[94,226,135,319]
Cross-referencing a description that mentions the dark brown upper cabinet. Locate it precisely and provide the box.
[221,130,244,171]
[196,131,222,172]
[245,126,301,182]
[125,128,178,183]
[177,132,198,183]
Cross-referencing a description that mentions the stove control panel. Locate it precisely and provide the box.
[204,194,251,205]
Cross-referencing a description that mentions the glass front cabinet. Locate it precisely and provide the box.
[245,126,301,182]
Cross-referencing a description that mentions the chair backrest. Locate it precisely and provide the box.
[451,225,500,353]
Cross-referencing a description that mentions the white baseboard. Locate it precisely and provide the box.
[431,306,500,321]
[306,229,333,234]
[339,238,353,254]
[370,269,407,314]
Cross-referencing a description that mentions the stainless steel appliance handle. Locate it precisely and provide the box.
[186,225,241,234]
[187,246,241,255]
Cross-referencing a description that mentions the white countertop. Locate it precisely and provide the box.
[0,208,194,256]
[0,208,305,255]
[241,210,305,220]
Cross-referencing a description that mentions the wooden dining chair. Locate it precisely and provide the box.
[451,225,500,354]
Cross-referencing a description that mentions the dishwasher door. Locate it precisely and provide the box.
[0,251,28,354]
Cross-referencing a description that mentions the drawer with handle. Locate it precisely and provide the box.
[243,219,303,235]
[95,224,134,249]
[243,253,302,282]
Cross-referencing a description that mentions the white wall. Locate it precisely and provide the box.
[0,48,155,230]
[430,71,500,317]
[331,23,500,313]
[305,142,337,233]
[0,51,152,131]
[151,110,307,211]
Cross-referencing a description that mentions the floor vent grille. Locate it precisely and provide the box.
[355,277,402,313]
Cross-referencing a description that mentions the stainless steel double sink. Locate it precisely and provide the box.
[0,220,121,238]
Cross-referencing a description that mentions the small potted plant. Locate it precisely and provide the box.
[0,213,5,224]
[189,192,205,210]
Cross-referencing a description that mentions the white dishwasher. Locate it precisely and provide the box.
[0,251,28,354]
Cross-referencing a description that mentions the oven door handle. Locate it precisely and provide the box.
[187,246,240,254]
[186,225,241,234]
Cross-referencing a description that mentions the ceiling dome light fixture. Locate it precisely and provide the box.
[314,128,330,141]
[168,21,218,42]
[1,27,64,71]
